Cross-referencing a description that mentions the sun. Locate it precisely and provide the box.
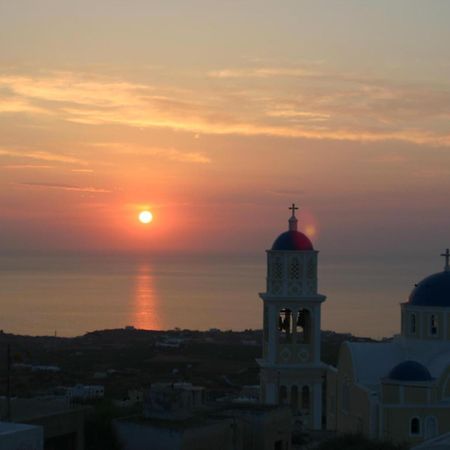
[138,210,153,224]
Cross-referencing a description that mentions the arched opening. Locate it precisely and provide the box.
[411,417,421,435]
[425,416,438,439]
[410,313,416,334]
[296,309,311,343]
[301,385,310,411]
[279,385,287,405]
[278,308,292,342]
[430,315,438,336]
[290,385,299,413]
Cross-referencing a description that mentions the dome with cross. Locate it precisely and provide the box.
[408,249,450,307]
[271,204,314,251]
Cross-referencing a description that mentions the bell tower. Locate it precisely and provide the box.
[258,204,327,430]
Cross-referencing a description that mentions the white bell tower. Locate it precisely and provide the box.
[258,204,327,430]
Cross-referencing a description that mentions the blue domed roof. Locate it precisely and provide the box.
[409,270,450,307]
[388,360,432,382]
[272,230,314,251]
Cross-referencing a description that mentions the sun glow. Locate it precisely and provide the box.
[139,210,153,224]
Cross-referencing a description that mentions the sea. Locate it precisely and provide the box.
[0,252,438,339]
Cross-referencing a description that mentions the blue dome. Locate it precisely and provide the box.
[272,230,314,251]
[388,360,432,382]
[409,271,450,307]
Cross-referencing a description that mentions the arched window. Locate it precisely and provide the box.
[301,385,310,410]
[296,309,311,343]
[290,385,299,413]
[411,417,421,435]
[410,313,416,334]
[278,309,292,342]
[430,315,438,336]
[279,385,287,405]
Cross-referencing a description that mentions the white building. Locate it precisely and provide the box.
[67,384,104,400]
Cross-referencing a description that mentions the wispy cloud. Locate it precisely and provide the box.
[17,182,111,193]
[90,143,211,164]
[2,164,54,170]
[0,148,87,165]
[71,168,94,173]
[0,97,50,114]
[1,68,449,147]
[207,67,317,79]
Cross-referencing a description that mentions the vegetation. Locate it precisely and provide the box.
[84,399,140,450]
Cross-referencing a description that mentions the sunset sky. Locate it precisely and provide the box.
[1,0,450,257]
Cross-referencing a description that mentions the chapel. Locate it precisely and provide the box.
[259,205,450,445]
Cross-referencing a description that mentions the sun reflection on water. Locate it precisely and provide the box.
[133,263,161,330]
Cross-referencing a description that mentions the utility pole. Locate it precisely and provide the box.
[6,343,11,421]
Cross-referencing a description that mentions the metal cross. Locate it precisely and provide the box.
[441,248,450,271]
[289,203,299,217]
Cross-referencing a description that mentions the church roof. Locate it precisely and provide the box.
[388,360,433,382]
[343,339,450,391]
[271,203,314,251]
[344,342,404,387]
[408,270,450,307]
[271,230,314,251]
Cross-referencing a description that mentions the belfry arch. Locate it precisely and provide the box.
[296,308,312,343]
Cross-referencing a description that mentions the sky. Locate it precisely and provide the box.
[1,0,450,259]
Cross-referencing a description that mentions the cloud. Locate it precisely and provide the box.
[0,68,449,147]
[71,168,94,173]
[90,143,211,164]
[0,148,88,165]
[16,182,111,193]
[0,97,50,114]
[2,164,54,169]
[207,67,317,79]
[164,149,211,164]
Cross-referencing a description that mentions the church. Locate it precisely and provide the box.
[258,205,450,445]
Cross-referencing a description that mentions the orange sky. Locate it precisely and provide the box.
[1,1,449,257]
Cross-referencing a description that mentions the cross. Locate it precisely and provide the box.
[289,203,299,217]
[441,248,450,271]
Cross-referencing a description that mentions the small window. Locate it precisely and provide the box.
[301,385,310,410]
[430,315,438,336]
[279,385,287,405]
[410,313,416,334]
[411,417,421,435]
